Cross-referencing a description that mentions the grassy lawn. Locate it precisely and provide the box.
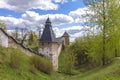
[0,46,50,80]
[66,58,120,80]
[58,51,120,80]
[0,46,120,80]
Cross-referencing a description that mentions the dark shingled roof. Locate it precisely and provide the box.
[40,18,56,42]
[62,31,69,37]
[46,17,51,23]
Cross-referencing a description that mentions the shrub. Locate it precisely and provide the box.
[9,51,23,69]
[29,65,37,75]
[30,55,53,74]
[0,56,4,64]
[29,46,38,52]
[59,46,77,75]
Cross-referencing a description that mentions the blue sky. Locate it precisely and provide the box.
[0,0,87,41]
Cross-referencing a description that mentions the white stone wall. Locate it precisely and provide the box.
[57,43,62,56]
[0,30,8,47]
[51,43,59,71]
[39,43,52,60]
[39,42,61,71]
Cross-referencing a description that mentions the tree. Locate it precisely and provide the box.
[28,30,38,46]
[0,22,6,30]
[14,27,19,40]
[61,46,77,74]
[83,0,120,65]
[21,33,28,45]
[20,28,28,39]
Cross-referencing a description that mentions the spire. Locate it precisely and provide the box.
[40,18,56,42]
[46,17,51,23]
[45,17,51,27]
[62,31,69,37]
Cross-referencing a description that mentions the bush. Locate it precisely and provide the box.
[9,51,23,69]
[29,65,37,75]
[29,46,38,52]
[59,46,77,75]
[30,55,53,74]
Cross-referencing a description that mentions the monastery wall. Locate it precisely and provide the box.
[0,30,8,47]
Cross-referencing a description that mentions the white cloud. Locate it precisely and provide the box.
[54,26,83,37]
[22,11,74,26]
[0,0,58,11]
[0,16,22,28]
[61,26,84,42]
[69,7,87,17]
[0,11,74,29]
[69,7,94,23]
[53,26,84,42]
[61,26,83,31]
[22,11,40,22]
[52,0,68,3]
[69,7,88,23]
[49,14,74,25]
[52,0,76,3]
[0,0,74,12]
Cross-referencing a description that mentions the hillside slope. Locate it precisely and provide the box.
[0,46,120,80]
[0,46,50,80]
[68,58,120,80]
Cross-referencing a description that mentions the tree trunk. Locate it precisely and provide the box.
[102,0,106,65]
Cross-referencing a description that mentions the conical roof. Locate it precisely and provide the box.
[62,31,69,37]
[40,18,56,42]
[46,17,51,23]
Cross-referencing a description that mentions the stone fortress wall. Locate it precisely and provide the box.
[0,28,39,56]
[0,18,69,71]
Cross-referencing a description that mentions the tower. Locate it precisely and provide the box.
[62,31,69,46]
[39,18,60,71]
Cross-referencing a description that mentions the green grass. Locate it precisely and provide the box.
[67,58,120,80]
[0,46,50,80]
[58,49,120,80]
[0,46,120,80]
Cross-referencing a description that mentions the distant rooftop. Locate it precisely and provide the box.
[62,31,69,37]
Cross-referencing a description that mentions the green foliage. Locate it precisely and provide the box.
[28,30,38,46]
[0,47,51,80]
[68,58,120,80]
[70,41,89,66]
[59,46,77,74]
[9,51,24,69]
[30,55,53,74]
[27,30,39,52]
[69,32,119,68]
[29,65,38,75]
[28,45,38,52]
[0,44,120,80]
[80,0,120,66]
